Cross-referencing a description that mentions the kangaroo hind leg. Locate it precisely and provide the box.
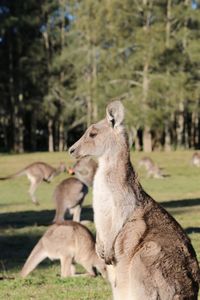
[60,256,73,277]
[71,204,82,222]
[28,176,42,205]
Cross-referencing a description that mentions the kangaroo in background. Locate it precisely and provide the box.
[21,221,107,279]
[53,157,97,223]
[191,152,200,167]
[68,157,98,186]
[0,162,66,205]
[138,156,164,179]
[69,101,199,300]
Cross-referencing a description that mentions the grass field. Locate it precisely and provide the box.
[0,151,199,299]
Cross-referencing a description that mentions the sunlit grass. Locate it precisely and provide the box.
[0,151,199,299]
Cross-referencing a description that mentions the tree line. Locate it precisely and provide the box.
[0,0,199,153]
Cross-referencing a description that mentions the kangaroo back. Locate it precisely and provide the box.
[21,222,107,278]
[191,152,200,167]
[53,177,88,223]
[138,157,154,169]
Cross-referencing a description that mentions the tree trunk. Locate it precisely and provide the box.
[59,121,65,151]
[128,127,135,149]
[18,116,24,153]
[198,114,200,149]
[30,110,37,151]
[142,2,152,152]
[59,0,65,51]
[183,0,189,51]
[176,103,184,148]
[191,112,196,148]
[135,130,142,151]
[142,60,152,152]
[143,127,152,153]
[193,112,199,148]
[64,130,68,151]
[183,107,190,149]
[8,35,16,152]
[166,0,171,49]
[13,105,19,152]
[92,45,98,122]
[164,123,172,151]
[86,95,92,127]
[1,116,8,151]
[164,0,172,151]
[12,113,24,153]
[48,119,54,152]
[8,49,24,153]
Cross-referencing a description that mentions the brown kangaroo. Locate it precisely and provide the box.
[0,162,66,205]
[69,157,98,186]
[20,221,107,278]
[138,156,164,179]
[69,101,199,300]
[53,157,98,223]
[191,152,200,167]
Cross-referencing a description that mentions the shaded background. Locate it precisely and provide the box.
[0,0,200,153]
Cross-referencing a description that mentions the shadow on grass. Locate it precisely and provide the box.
[0,206,94,229]
[0,232,42,270]
[160,198,200,208]
[0,199,198,229]
[0,199,199,274]
[0,231,61,274]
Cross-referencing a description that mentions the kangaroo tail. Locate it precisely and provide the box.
[20,240,46,278]
[0,169,26,180]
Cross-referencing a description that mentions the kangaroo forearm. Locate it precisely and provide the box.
[95,214,124,264]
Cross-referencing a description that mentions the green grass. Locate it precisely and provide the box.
[0,151,199,299]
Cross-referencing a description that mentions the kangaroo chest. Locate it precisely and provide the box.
[93,166,113,213]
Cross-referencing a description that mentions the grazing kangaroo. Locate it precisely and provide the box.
[69,101,199,300]
[0,162,66,205]
[138,157,164,179]
[53,157,97,223]
[191,152,200,167]
[21,221,107,278]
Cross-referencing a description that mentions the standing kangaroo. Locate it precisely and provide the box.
[53,157,97,223]
[191,152,200,167]
[0,162,66,205]
[20,221,107,278]
[138,157,164,179]
[69,101,199,300]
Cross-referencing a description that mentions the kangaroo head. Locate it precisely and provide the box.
[93,255,107,279]
[74,157,97,173]
[73,157,92,171]
[69,101,125,159]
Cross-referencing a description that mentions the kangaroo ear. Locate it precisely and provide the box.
[106,101,125,128]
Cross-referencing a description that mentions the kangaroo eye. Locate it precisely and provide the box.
[89,132,97,138]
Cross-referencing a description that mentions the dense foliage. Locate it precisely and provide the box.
[0,0,199,152]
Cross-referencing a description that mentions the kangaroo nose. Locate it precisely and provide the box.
[69,147,75,155]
